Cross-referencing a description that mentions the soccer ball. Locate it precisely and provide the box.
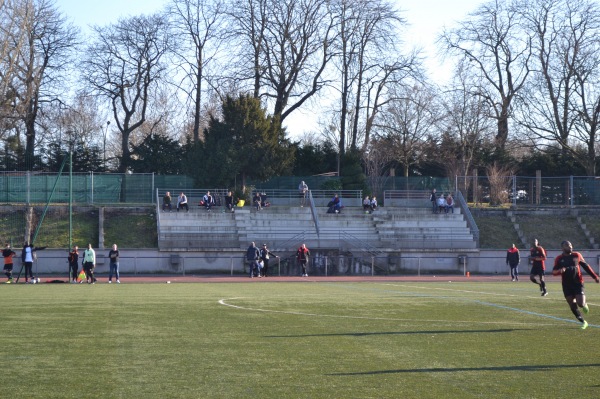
[36,277,41,283]
[30,278,36,284]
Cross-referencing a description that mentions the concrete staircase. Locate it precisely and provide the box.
[157,204,477,252]
[372,207,477,250]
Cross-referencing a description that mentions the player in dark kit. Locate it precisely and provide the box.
[529,238,548,296]
[552,241,599,330]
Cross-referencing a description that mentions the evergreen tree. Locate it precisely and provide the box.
[190,94,294,188]
[130,134,183,174]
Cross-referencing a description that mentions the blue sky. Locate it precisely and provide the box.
[55,0,484,136]
[55,0,483,81]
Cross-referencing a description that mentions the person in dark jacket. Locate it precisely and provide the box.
[225,191,234,213]
[506,244,520,281]
[259,243,278,277]
[429,188,437,214]
[246,242,260,278]
[68,245,79,283]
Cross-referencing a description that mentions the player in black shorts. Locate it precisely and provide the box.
[530,238,548,296]
[552,241,599,330]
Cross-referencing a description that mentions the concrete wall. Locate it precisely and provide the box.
[25,248,600,277]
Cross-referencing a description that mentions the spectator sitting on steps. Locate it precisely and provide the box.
[445,194,454,213]
[370,196,378,212]
[177,192,189,212]
[202,191,214,211]
[363,196,371,213]
[437,194,446,214]
[327,194,342,214]
[253,192,262,211]
[162,191,172,212]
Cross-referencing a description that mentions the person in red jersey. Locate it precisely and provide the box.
[552,240,599,330]
[530,238,548,296]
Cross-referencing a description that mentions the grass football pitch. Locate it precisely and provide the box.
[1,280,599,398]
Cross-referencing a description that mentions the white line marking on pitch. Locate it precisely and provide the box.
[218,298,557,327]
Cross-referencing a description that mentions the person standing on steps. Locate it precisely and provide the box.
[552,240,599,330]
[429,188,437,214]
[298,181,308,207]
[530,238,547,296]
[506,244,520,281]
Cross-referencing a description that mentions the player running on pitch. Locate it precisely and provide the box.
[552,240,599,330]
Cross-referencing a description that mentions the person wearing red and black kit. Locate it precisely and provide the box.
[529,238,548,296]
[296,243,310,277]
[552,240,599,330]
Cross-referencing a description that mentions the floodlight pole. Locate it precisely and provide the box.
[69,147,73,250]
[103,121,110,171]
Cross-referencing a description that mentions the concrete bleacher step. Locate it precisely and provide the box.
[157,205,477,251]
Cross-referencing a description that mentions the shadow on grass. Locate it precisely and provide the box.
[266,328,530,338]
[329,363,600,376]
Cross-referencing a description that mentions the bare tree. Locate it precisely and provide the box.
[439,60,494,182]
[374,82,438,177]
[0,0,78,168]
[519,0,600,175]
[167,0,227,142]
[331,0,415,154]
[226,0,267,98]
[363,136,394,195]
[82,14,171,173]
[228,0,335,125]
[439,0,531,151]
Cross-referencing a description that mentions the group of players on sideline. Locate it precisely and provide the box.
[2,242,121,285]
[506,238,599,329]
[245,242,310,278]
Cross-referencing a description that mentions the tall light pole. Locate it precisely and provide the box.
[103,121,110,171]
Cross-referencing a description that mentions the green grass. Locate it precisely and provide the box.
[34,210,99,249]
[516,214,588,249]
[1,281,599,398]
[0,210,25,245]
[473,213,521,249]
[104,210,157,248]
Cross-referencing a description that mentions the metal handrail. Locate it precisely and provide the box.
[273,231,306,252]
[456,190,479,246]
[308,190,320,236]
